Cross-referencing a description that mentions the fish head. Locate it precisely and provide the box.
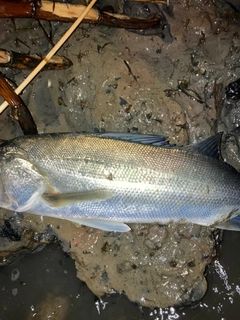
[0,150,47,212]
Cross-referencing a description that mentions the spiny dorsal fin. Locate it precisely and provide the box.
[97,132,175,147]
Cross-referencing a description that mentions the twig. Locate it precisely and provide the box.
[0,0,98,114]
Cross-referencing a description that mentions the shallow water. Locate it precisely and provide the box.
[0,230,240,320]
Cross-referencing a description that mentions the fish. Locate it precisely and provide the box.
[0,132,240,232]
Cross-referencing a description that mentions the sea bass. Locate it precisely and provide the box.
[0,132,240,232]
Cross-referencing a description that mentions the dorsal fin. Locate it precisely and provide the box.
[97,133,176,147]
[181,133,222,159]
[97,132,222,159]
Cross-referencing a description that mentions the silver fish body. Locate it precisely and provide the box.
[0,133,240,232]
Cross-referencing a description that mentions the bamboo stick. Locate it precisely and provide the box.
[0,0,98,114]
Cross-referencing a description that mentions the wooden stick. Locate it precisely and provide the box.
[0,1,162,29]
[130,0,167,3]
[0,74,38,135]
[0,49,72,70]
[0,49,10,64]
[0,0,98,114]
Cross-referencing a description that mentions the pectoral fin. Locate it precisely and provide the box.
[42,189,114,207]
[69,218,131,232]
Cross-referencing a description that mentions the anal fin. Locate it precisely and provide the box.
[215,215,240,231]
[69,218,131,232]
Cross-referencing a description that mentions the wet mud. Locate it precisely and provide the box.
[1,232,240,320]
[0,212,216,308]
[0,0,240,318]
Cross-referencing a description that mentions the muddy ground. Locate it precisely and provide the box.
[0,0,240,319]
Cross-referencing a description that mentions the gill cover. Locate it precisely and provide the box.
[1,154,48,212]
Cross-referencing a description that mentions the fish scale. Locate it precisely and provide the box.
[0,133,240,232]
